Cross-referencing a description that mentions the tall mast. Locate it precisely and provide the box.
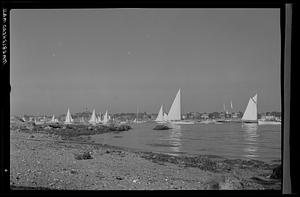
[137,105,139,122]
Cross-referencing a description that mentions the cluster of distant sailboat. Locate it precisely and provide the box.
[60,109,112,125]
[155,89,195,124]
[155,89,280,125]
[29,88,280,126]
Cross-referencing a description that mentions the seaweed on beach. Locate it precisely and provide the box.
[74,151,93,160]
[11,121,132,139]
[139,152,219,172]
[10,185,55,190]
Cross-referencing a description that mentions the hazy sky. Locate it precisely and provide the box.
[10,8,281,116]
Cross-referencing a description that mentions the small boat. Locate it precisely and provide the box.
[119,120,128,124]
[169,120,195,125]
[155,105,167,124]
[133,106,146,123]
[199,119,217,124]
[241,94,258,124]
[258,120,281,125]
[64,108,74,124]
[102,110,109,124]
[34,118,44,125]
[49,114,59,123]
[166,89,195,125]
[89,109,97,125]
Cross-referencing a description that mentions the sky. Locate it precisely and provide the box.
[10,8,281,116]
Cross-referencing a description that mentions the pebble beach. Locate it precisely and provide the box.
[9,119,282,190]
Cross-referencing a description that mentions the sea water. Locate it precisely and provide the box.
[91,122,281,162]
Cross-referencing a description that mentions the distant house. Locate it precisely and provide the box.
[219,112,226,119]
[225,113,231,119]
[201,113,209,120]
[232,113,238,119]
[209,112,220,119]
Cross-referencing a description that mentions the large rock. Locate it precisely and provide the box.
[153,125,171,130]
[270,164,282,179]
[48,124,62,129]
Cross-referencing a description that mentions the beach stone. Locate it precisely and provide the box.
[115,176,123,180]
[205,175,225,190]
[74,151,93,160]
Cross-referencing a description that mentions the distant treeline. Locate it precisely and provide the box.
[20,111,281,121]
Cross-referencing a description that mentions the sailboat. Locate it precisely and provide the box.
[50,115,55,122]
[155,105,167,123]
[217,100,236,123]
[89,109,97,125]
[166,89,194,125]
[64,108,74,124]
[96,113,102,124]
[164,112,168,121]
[241,94,258,124]
[49,114,58,123]
[133,106,139,123]
[133,106,146,123]
[102,110,109,124]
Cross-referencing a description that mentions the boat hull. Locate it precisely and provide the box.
[199,120,216,124]
[168,121,195,125]
[155,121,168,124]
[241,120,258,124]
[258,120,281,125]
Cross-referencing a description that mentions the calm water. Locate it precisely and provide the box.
[91,122,281,162]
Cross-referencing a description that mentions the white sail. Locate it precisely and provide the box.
[163,113,168,120]
[50,115,56,123]
[167,89,181,121]
[89,109,97,124]
[51,115,55,122]
[103,110,109,124]
[242,94,258,121]
[64,108,73,124]
[155,105,164,122]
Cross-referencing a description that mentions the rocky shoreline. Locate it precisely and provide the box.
[10,121,281,190]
